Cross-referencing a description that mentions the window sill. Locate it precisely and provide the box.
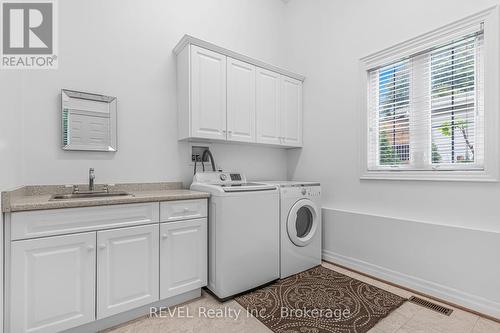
[360,170,498,182]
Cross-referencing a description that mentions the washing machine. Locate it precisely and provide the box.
[262,181,322,278]
[191,172,280,299]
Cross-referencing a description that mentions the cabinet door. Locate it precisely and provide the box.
[97,224,159,319]
[10,232,96,333]
[190,45,227,140]
[281,76,303,147]
[160,218,207,299]
[227,57,256,143]
[256,68,281,145]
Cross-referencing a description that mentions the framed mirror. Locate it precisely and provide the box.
[61,89,117,151]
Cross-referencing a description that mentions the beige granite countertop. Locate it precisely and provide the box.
[1,182,210,213]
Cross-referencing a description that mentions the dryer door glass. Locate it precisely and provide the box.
[287,199,318,247]
[296,207,313,238]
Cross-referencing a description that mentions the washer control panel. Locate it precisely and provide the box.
[193,171,247,185]
[230,173,242,181]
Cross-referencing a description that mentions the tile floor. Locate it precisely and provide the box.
[105,262,500,333]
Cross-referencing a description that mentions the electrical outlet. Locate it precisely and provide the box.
[191,146,209,162]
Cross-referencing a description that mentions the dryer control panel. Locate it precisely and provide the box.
[282,186,321,198]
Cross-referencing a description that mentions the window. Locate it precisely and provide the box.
[430,36,481,166]
[372,60,411,167]
[361,7,499,181]
[368,32,484,171]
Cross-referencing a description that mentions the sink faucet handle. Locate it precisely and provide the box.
[104,184,115,193]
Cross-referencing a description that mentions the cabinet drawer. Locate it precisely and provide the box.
[160,199,207,222]
[11,202,160,240]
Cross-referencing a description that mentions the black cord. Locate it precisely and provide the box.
[202,149,216,171]
[193,156,198,175]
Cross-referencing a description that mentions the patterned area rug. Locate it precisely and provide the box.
[235,265,406,333]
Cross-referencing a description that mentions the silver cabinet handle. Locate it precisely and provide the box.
[99,244,107,250]
[87,245,95,251]
[162,233,168,239]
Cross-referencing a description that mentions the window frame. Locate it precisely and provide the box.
[359,6,500,182]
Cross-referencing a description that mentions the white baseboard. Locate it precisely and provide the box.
[323,249,500,319]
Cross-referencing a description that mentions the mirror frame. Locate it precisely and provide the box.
[61,89,117,152]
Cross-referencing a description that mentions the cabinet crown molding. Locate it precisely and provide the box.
[173,34,305,82]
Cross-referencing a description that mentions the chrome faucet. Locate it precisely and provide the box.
[89,168,95,192]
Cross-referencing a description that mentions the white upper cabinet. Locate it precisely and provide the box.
[97,224,159,319]
[10,232,96,333]
[175,36,304,148]
[256,68,281,145]
[190,45,227,140]
[281,76,303,147]
[227,58,256,143]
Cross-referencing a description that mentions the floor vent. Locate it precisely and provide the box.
[409,296,453,316]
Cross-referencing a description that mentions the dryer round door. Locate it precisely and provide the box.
[287,199,319,247]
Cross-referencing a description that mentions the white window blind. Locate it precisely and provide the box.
[367,29,484,172]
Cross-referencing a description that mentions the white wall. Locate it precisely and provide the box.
[0,61,25,333]
[0,72,24,193]
[284,0,500,317]
[0,0,290,188]
[323,209,500,317]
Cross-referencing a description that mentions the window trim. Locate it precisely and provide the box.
[359,6,500,182]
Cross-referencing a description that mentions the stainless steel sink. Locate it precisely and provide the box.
[50,191,133,200]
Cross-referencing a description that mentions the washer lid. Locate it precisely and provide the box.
[261,181,320,188]
[221,183,277,192]
[287,199,319,247]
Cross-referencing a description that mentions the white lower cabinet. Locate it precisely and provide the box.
[160,218,207,299]
[7,200,207,333]
[10,232,96,333]
[97,224,159,319]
